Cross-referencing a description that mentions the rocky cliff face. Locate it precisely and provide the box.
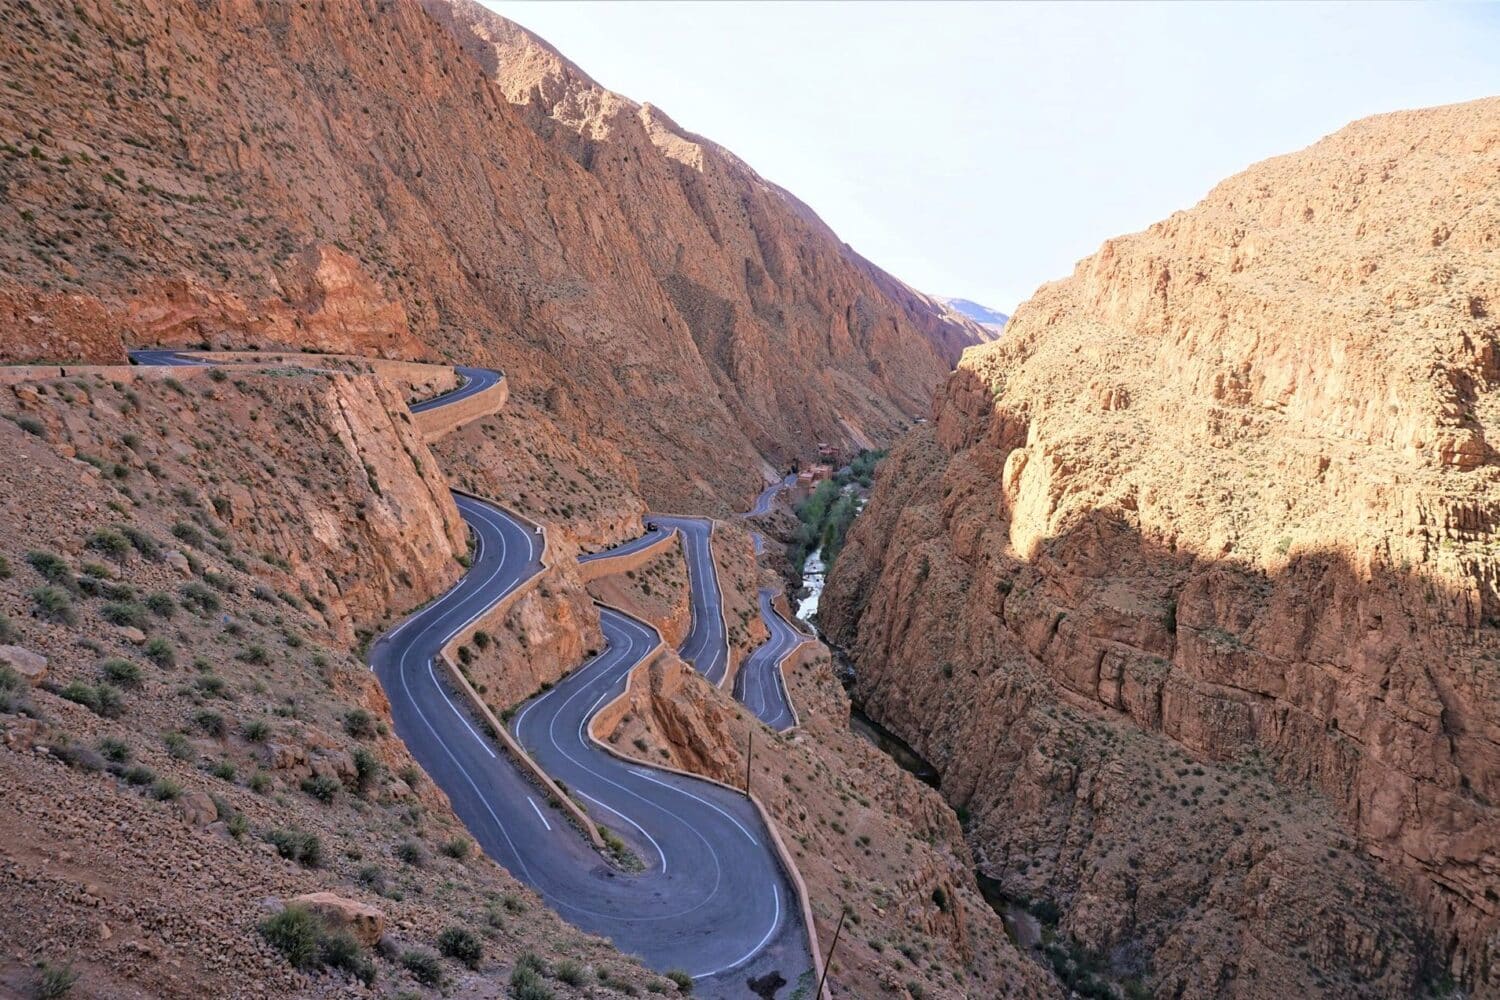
[0,0,983,512]
[424,0,990,472]
[824,98,1500,994]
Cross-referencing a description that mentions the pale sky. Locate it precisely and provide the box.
[484,2,1499,314]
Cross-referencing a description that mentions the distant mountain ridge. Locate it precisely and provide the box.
[938,297,1009,331]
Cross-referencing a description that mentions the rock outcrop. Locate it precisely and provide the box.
[0,0,984,513]
[824,98,1500,994]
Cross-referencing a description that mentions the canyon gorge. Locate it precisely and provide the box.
[824,97,1500,995]
[0,0,1495,998]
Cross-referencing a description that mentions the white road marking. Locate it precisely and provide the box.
[693,883,782,980]
[579,790,668,873]
[427,657,496,759]
[630,769,760,847]
[528,796,552,830]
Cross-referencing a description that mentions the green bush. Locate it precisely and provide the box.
[100,658,141,687]
[32,962,79,999]
[170,521,204,547]
[122,765,156,786]
[144,591,176,618]
[86,528,131,559]
[666,969,694,993]
[352,746,380,794]
[30,586,75,623]
[437,926,482,969]
[237,644,269,665]
[60,681,123,717]
[25,551,73,587]
[164,731,193,760]
[243,719,271,742]
[150,778,182,800]
[265,828,323,867]
[440,836,471,860]
[210,759,236,781]
[401,949,444,988]
[97,737,130,762]
[554,959,585,986]
[343,708,377,738]
[194,710,226,738]
[320,929,376,985]
[509,954,553,1000]
[100,601,148,628]
[393,839,426,866]
[301,774,340,803]
[0,613,13,644]
[120,526,160,559]
[144,638,175,667]
[259,906,322,969]
[179,581,220,614]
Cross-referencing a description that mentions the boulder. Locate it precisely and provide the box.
[176,790,218,826]
[163,550,192,576]
[290,892,385,946]
[263,742,306,770]
[115,626,147,644]
[0,645,47,686]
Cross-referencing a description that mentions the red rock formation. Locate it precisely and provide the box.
[0,0,984,512]
[824,99,1500,994]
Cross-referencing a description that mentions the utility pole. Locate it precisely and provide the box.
[745,729,754,797]
[813,906,845,1000]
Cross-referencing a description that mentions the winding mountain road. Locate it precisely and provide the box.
[579,521,671,563]
[748,473,798,517]
[648,515,731,688]
[376,498,809,990]
[732,590,808,733]
[129,350,814,995]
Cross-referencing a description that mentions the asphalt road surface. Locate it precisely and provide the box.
[127,352,814,995]
[747,473,798,517]
[732,589,808,732]
[579,520,670,563]
[373,497,810,992]
[408,365,503,413]
[648,515,731,687]
[127,349,211,366]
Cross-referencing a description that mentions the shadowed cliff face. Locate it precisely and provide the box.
[824,99,1500,994]
[0,0,985,513]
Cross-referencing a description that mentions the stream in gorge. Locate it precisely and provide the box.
[797,543,1042,954]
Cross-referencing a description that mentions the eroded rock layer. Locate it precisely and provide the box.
[0,0,984,512]
[824,98,1500,994]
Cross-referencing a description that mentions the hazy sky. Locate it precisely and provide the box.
[485,2,1498,313]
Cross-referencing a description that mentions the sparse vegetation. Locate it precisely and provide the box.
[31,962,79,999]
[437,926,482,969]
[258,906,374,985]
[265,828,323,867]
[30,585,76,623]
[401,949,444,988]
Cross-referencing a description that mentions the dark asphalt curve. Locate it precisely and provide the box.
[747,473,798,517]
[408,365,503,413]
[732,590,807,733]
[128,351,814,994]
[649,515,730,687]
[127,349,212,366]
[578,520,671,563]
[373,497,810,991]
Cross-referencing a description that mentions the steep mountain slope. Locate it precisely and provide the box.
[824,98,1500,995]
[0,366,668,998]
[0,0,984,517]
[425,0,994,461]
